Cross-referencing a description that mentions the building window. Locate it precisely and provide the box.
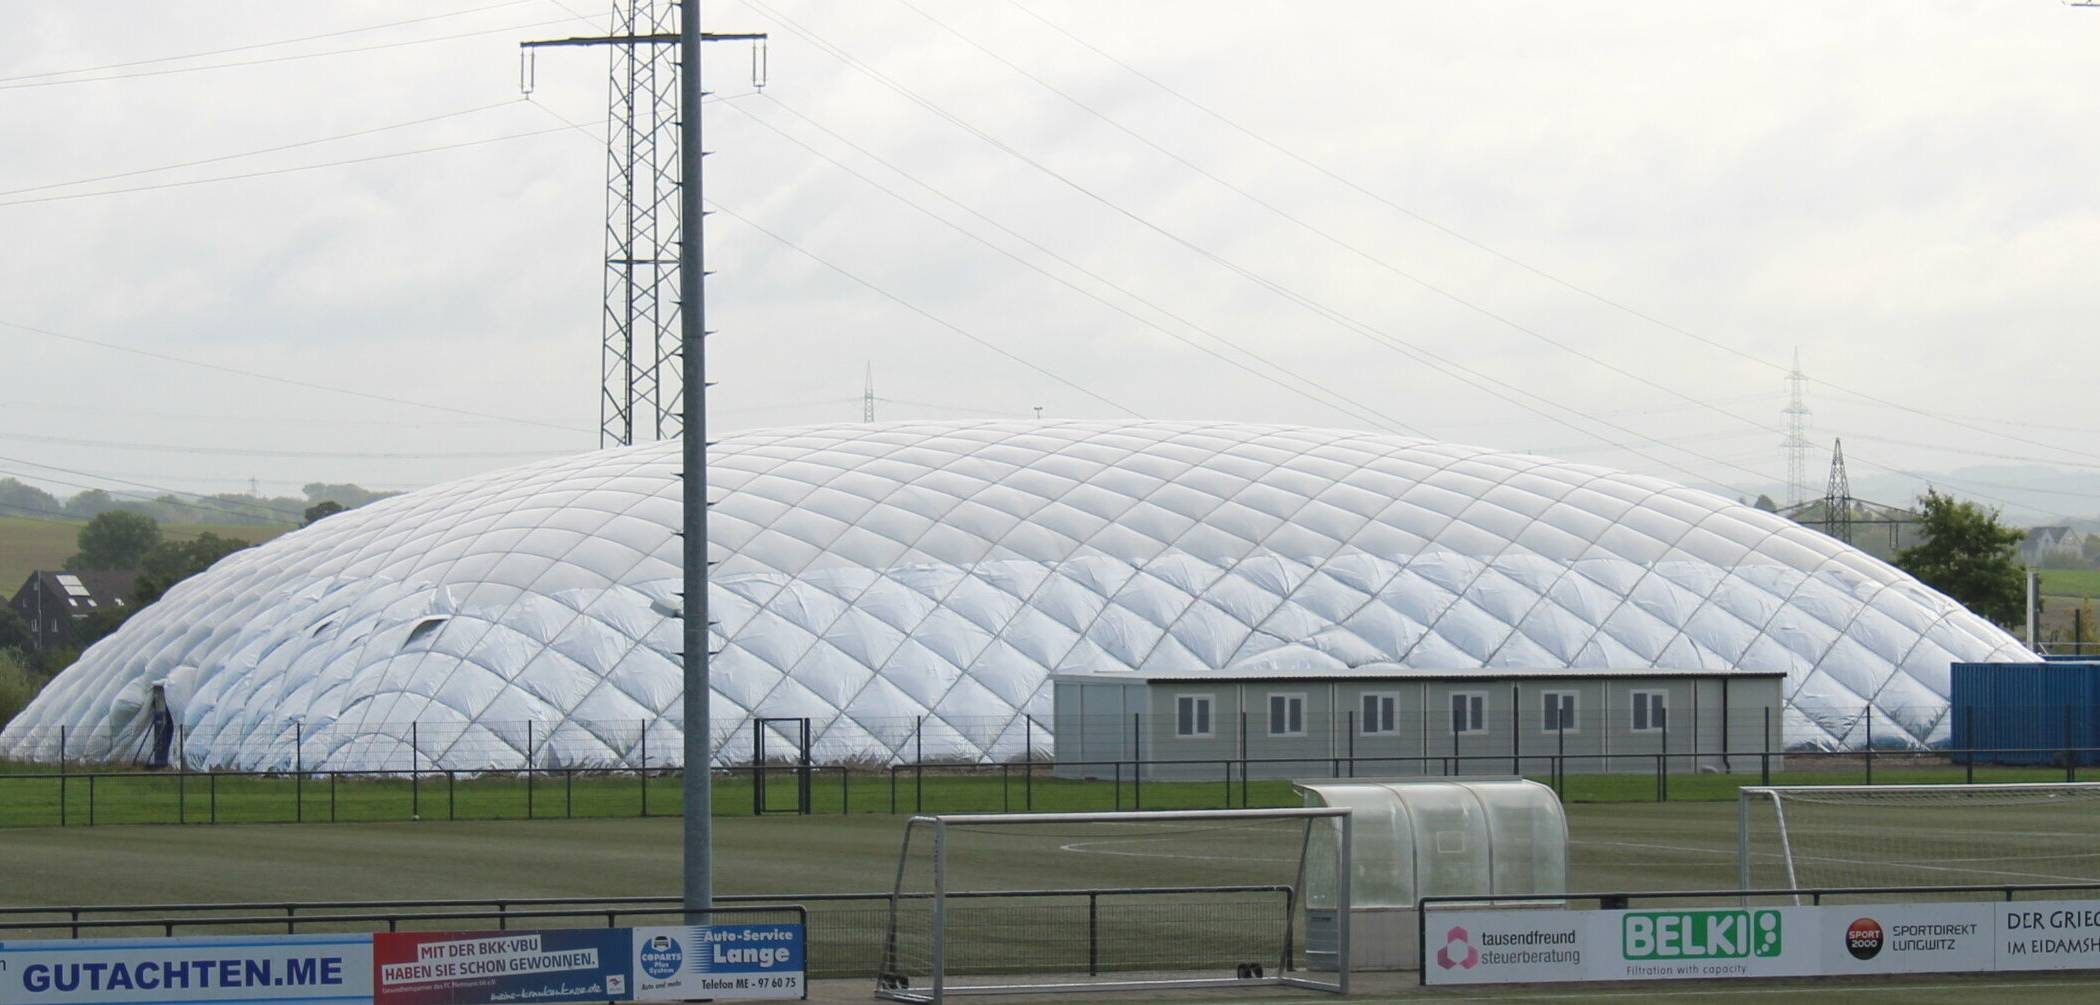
[1450,692,1486,735]
[1268,693,1306,737]
[1632,690,1667,732]
[1176,695,1214,738]
[1360,693,1398,734]
[1542,692,1577,733]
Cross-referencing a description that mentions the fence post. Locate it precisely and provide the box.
[1087,892,1100,976]
[411,722,420,821]
[1132,713,1142,811]
[88,775,96,827]
[916,716,925,814]
[1761,707,1771,787]
[1239,711,1249,806]
[1556,720,1566,798]
[58,725,67,828]
[1346,708,1356,779]
[526,721,535,820]
[1966,705,1975,785]
[448,770,456,821]
[2068,705,2078,784]
[1658,708,1668,803]
[295,722,304,824]
[1511,683,1520,776]
[1864,713,1873,786]
[1024,716,1034,812]
[639,718,649,818]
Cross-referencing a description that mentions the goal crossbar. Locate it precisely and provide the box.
[878,808,1352,1002]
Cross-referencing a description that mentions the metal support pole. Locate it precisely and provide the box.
[1132,712,1141,810]
[1966,705,1976,784]
[1864,714,1873,786]
[294,722,303,823]
[677,0,714,922]
[411,722,420,820]
[1762,706,1772,787]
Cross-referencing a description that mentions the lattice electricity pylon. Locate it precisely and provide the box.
[599,0,683,448]
[1823,437,1852,545]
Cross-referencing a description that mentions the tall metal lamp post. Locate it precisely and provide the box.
[524,0,764,921]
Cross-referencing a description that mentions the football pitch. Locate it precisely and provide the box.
[0,804,2092,1003]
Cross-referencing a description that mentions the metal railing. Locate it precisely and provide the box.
[0,887,1290,981]
[14,741,2100,828]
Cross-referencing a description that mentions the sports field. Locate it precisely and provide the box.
[3,804,2097,1003]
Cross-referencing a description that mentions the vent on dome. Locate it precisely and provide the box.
[403,616,449,650]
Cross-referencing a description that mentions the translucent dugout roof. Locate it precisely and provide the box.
[1297,777,1567,909]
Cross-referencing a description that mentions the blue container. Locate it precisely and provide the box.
[1950,662,2100,765]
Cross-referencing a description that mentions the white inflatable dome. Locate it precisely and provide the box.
[0,420,2030,770]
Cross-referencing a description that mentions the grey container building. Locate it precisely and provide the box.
[1052,664,1786,781]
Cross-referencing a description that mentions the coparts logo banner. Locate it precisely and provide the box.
[1435,927,1478,970]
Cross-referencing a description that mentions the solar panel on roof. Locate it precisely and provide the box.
[54,574,90,597]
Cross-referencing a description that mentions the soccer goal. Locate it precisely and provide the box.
[875,808,1351,1002]
[1739,783,2100,896]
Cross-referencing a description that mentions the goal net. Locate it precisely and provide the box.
[1739,783,2100,895]
[876,808,1351,1001]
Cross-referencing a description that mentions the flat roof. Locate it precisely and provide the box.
[1052,664,1786,684]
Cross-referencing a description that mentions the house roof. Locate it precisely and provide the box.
[9,570,138,615]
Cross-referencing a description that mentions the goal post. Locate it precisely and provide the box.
[1739,782,2100,896]
[876,808,1352,1002]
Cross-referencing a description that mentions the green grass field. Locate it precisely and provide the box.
[0,514,291,590]
[1,806,2095,1004]
[2039,568,2100,599]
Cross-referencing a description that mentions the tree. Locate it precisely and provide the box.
[1893,490,2027,627]
[134,532,251,605]
[67,510,161,571]
[0,478,60,517]
[1753,494,1779,513]
[303,500,345,526]
[0,606,29,653]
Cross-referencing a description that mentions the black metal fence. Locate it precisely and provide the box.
[0,888,1284,981]
[9,741,2100,828]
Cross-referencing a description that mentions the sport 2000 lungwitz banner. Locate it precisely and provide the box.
[1425,901,2010,986]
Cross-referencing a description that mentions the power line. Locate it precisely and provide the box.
[0,430,567,461]
[0,125,575,209]
[528,99,1146,421]
[890,0,1808,462]
[1003,0,2100,473]
[0,14,581,92]
[724,95,1423,435]
[0,319,594,436]
[0,99,528,199]
[0,458,298,524]
[735,1,1782,495]
[709,202,1145,419]
[0,0,544,84]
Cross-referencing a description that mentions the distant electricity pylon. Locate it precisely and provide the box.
[1783,348,1812,506]
[1823,437,1852,545]
[863,363,876,423]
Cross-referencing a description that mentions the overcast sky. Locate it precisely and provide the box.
[2,1,2097,523]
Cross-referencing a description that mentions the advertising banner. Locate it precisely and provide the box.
[631,924,805,1001]
[1995,901,2100,972]
[1426,901,2031,986]
[372,929,631,1004]
[0,933,373,1005]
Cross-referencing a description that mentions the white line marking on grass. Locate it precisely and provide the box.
[1159,977,2098,1004]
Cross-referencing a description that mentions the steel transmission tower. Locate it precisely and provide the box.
[595,0,683,448]
[1822,437,1852,545]
[1783,349,1812,506]
[863,363,876,422]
